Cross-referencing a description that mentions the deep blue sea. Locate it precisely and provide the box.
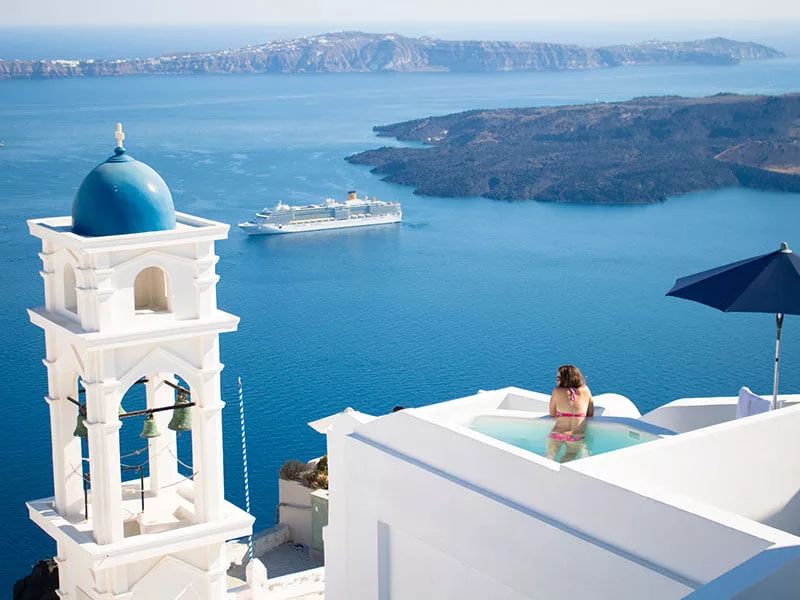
[1,25,799,589]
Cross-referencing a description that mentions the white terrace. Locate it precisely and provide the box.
[315,387,800,600]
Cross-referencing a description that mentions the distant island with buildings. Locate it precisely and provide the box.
[0,32,784,79]
[346,93,800,204]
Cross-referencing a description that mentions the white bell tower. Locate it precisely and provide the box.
[26,127,253,600]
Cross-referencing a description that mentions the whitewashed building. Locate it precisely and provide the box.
[314,387,800,599]
[26,126,255,600]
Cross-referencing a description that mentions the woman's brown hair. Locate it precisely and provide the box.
[557,365,585,389]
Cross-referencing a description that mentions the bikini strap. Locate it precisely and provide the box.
[569,387,576,405]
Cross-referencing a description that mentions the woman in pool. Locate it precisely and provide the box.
[547,364,594,463]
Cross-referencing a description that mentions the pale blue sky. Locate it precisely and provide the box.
[2,0,799,26]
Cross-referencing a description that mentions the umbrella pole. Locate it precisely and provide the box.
[772,313,784,410]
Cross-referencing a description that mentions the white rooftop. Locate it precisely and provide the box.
[314,386,800,599]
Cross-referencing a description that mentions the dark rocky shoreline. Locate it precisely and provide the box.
[13,559,58,600]
[346,94,800,204]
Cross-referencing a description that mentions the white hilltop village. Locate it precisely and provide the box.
[16,126,800,599]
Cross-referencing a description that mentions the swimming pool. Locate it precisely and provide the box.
[469,416,670,462]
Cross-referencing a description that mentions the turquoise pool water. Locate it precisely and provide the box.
[470,416,665,461]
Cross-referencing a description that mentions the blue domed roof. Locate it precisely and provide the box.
[72,146,176,237]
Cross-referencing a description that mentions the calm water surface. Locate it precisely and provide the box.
[1,54,799,587]
[470,416,663,462]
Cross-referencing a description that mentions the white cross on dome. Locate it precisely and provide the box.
[114,123,125,148]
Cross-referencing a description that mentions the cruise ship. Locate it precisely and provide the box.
[238,191,402,235]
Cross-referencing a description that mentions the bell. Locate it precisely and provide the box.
[168,390,192,432]
[118,403,126,416]
[140,413,161,439]
[73,410,88,438]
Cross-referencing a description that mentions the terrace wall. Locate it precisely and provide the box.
[642,394,800,433]
[325,410,780,600]
[582,404,800,535]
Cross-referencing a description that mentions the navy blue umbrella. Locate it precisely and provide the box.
[667,242,800,410]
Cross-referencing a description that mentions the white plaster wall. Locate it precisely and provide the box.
[278,479,313,548]
[252,523,291,556]
[55,520,238,599]
[113,338,212,394]
[128,554,213,600]
[592,393,642,417]
[642,395,800,433]
[640,397,739,432]
[378,522,530,600]
[497,390,551,412]
[108,247,200,323]
[415,387,641,428]
[50,247,82,322]
[376,413,774,582]
[325,411,786,600]
[40,236,222,334]
[319,411,371,600]
[339,433,693,600]
[579,404,800,535]
[685,544,800,599]
[415,389,508,426]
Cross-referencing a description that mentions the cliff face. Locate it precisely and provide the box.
[13,559,58,600]
[716,139,800,193]
[597,37,782,66]
[346,94,800,204]
[0,32,784,79]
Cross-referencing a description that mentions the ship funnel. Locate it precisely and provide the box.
[347,190,358,201]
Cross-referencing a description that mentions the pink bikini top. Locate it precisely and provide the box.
[556,387,586,418]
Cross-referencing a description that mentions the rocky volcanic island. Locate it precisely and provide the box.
[347,94,800,204]
[0,32,784,79]
[2,32,793,205]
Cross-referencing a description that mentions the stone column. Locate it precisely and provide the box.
[83,253,114,334]
[204,541,229,600]
[190,337,226,523]
[53,542,74,600]
[146,373,179,496]
[84,371,124,545]
[193,241,220,320]
[37,240,56,312]
[45,345,85,519]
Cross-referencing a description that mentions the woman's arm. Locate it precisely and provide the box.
[549,388,558,417]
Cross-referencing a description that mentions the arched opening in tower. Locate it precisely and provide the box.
[113,374,195,538]
[134,266,172,313]
[63,264,78,314]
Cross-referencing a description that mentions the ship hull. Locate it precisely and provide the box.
[239,213,401,236]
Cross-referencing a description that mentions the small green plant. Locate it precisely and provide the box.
[279,459,306,482]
